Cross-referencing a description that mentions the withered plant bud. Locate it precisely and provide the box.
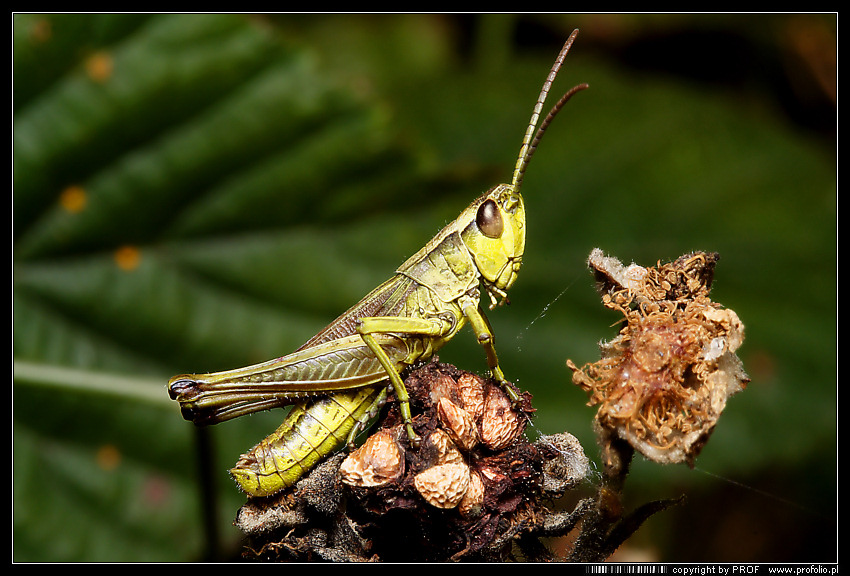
[480,385,525,451]
[456,373,486,421]
[340,429,404,488]
[437,396,479,451]
[414,462,471,509]
[569,249,749,466]
[458,469,485,517]
[535,432,590,497]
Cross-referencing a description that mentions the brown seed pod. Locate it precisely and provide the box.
[425,428,465,466]
[458,469,485,518]
[456,373,486,421]
[437,396,479,451]
[414,462,471,510]
[427,371,460,406]
[340,428,404,488]
[479,385,525,451]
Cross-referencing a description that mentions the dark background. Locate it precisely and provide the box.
[14,13,836,562]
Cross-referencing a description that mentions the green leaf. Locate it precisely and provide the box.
[14,14,429,561]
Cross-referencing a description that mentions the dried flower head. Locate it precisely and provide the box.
[568,249,749,466]
[332,359,562,545]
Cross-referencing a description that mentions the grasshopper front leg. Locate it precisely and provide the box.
[457,294,520,405]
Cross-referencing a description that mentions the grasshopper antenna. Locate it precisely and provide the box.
[512,29,589,191]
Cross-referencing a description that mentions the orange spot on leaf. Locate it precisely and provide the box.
[59,185,87,213]
[114,245,141,271]
[85,51,113,83]
[96,444,122,471]
[29,18,52,43]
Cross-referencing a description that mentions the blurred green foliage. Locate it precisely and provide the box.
[14,14,835,562]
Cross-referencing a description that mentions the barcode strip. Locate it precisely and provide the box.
[586,565,668,574]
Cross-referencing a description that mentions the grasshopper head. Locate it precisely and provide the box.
[461,184,526,308]
[460,30,586,309]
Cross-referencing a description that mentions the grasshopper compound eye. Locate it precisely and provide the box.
[476,199,504,238]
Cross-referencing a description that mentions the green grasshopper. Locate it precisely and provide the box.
[168,29,587,498]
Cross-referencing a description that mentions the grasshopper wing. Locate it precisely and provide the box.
[169,275,418,425]
[169,332,412,425]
